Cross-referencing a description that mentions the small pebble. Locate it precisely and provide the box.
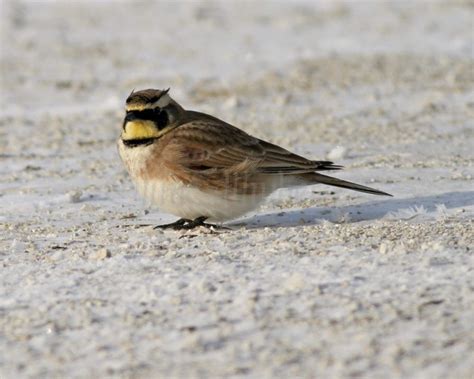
[327,146,348,160]
[67,190,83,203]
[90,248,111,260]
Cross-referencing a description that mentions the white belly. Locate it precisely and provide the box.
[134,178,266,221]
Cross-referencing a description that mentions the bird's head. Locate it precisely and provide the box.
[121,88,183,146]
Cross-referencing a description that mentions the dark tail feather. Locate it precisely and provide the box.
[307,173,392,196]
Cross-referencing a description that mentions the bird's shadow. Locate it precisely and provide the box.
[228,191,474,229]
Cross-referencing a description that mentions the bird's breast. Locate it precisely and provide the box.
[118,139,167,181]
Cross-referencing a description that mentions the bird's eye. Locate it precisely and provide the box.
[154,109,169,130]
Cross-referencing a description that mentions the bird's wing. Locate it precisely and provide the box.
[256,139,342,173]
[165,119,265,172]
[166,117,341,174]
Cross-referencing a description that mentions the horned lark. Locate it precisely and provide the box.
[118,88,391,230]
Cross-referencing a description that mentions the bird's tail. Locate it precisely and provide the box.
[301,172,392,196]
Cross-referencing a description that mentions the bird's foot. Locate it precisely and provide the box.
[153,218,187,230]
[154,217,229,231]
[183,216,230,230]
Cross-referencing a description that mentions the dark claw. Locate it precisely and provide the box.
[153,218,188,230]
[154,216,229,231]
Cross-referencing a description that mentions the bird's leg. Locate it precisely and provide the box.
[153,218,188,230]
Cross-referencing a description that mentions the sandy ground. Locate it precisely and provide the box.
[1,1,473,378]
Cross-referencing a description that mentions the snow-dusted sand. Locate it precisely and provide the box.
[1,1,473,378]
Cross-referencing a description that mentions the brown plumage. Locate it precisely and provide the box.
[118,88,392,227]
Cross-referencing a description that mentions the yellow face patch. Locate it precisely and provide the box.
[122,120,160,140]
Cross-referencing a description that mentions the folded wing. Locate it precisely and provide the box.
[169,117,341,175]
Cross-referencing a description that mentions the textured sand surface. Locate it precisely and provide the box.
[1,1,473,378]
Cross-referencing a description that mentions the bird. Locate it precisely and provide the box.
[118,88,392,230]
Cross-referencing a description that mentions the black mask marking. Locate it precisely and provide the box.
[123,108,169,130]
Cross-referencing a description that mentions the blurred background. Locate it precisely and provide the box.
[1,0,472,149]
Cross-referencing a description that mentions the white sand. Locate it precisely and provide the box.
[1,1,473,378]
